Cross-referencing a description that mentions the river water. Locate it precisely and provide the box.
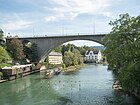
[0,64,140,105]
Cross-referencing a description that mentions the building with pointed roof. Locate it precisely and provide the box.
[84,50,102,63]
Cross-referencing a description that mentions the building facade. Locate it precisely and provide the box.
[84,50,102,63]
[48,51,63,65]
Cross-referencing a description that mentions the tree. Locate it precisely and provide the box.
[0,72,3,80]
[23,42,38,62]
[103,13,140,95]
[54,46,62,53]
[0,46,11,68]
[0,28,6,45]
[72,49,83,65]
[63,51,74,67]
[7,38,25,62]
[0,28,4,39]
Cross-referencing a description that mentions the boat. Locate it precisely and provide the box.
[54,68,61,75]
[45,70,55,79]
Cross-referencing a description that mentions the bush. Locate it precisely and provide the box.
[0,72,3,80]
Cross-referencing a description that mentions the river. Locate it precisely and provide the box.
[0,64,140,105]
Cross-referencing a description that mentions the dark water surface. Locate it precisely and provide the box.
[0,64,140,105]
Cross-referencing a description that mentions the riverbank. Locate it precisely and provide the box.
[0,68,40,83]
[62,64,85,73]
[112,76,140,99]
[0,79,7,83]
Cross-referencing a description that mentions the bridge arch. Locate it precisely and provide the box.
[41,39,104,63]
[17,34,106,63]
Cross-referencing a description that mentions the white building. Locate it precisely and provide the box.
[84,50,102,63]
[48,51,63,65]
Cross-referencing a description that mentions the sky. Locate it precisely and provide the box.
[0,0,140,46]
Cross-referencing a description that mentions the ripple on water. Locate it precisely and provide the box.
[0,64,140,105]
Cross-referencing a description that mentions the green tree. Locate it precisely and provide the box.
[0,28,4,39]
[54,46,62,53]
[72,49,83,65]
[0,72,3,80]
[24,42,38,62]
[61,45,69,56]
[63,51,74,67]
[103,13,140,95]
[0,46,11,68]
[7,38,25,63]
[0,29,6,45]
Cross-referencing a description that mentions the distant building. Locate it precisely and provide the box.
[48,51,63,65]
[84,50,102,63]
[1,64,35,80]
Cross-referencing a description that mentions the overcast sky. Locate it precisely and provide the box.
[0,0,140,46]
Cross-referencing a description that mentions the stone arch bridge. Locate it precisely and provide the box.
[7,34,106,62]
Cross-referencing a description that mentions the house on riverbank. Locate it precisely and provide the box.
[1,64,39,80]
[48,51,63,65]
[84,50,102,63]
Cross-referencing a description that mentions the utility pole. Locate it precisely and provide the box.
[92,16,95,34]
[93,22,95,34]
[33,28,34,37]
[62,23,64,36]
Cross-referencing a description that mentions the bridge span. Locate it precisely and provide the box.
[7,34,106,62]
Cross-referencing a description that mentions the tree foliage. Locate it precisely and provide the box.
[6,38,25,62]
[55,44,97,56]
[63,51,74,67]
[23,42,38,62]
[0,46,11,68]
[63,49,83,67]
[0,29,5,45]
[54,43,100,67]
[103,13,140,94]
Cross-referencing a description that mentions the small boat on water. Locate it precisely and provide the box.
[54,69,61,75]
[45,70,55,79]
[54,68,61,75]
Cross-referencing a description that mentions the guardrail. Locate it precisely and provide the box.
[5,32,108,38]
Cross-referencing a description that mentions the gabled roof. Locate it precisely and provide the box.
[49,51,62,56]
[85,50,101,55]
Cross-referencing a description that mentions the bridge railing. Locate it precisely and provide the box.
[5,32,109,38]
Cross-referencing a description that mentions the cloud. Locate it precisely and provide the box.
[1,20,32,31]
[45,0,112,22]
[45,16,57,22]
[45,14,65,22]
[102,12,111,17]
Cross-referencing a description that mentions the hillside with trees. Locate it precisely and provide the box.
[0,29,11,68]
[0,29,38,67]
[54,44,99,67]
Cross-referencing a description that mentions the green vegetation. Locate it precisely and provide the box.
[0,29,12,68]
[0,46,11,67]
[5,38,39,64]
[0,72,3,80]
[103,13,140,96]
[0,28,4,45]
[63,49,83,67]
[6,38,25,62]
[54,44,92,68]
[43,62,59,69]
[54,43,102,69]
[23,42,38,63]
[54,43,98,56]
